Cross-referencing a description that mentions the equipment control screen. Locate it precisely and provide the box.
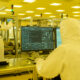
[21,27,54,51]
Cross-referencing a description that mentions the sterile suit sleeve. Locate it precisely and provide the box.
[36,46,65,78]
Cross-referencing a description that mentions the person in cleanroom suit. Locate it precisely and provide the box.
[36,18,80,80]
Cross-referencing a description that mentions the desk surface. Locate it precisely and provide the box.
[0,58,35,75]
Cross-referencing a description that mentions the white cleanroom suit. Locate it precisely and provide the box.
[36,18,80,80]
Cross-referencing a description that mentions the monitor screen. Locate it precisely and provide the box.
[21,27,54,51]
[56,28,62,47]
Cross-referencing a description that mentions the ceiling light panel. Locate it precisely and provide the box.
[26,17,31,19]
[14,5,22,8]
[44,12,52,14]
[18,13,25,15]
[56,10,64,12]
[73,12,80,13]
[22,16,31,20]
[26,11,34,13]
[73,15,80,17]
[24,0,35,3]
[36,7,45,10]
[0,6,6,11]
[0,12,6,14]
[49,16,56,18]
[5,9,11,11]
[50,3,61,6]
[72,6,80,8]
[35,15,41,16]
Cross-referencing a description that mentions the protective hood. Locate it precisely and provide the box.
[36,18,80,80]
[60,18,80,44]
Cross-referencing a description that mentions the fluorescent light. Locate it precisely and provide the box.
[26,17,31,19]
[35,15,41,16]
[18,13,25,15]
[26,11,34,13]
[50,3,61,6]
[63,17,67,19]
[36,7,45,10]
[49,16,56,18]
[44,12,52,14]
[0,7,6,11]
[5,9,11,11]
[73,12,80,13]
[74,15,79,16]
[21,16,31,20]
[72,6,80,8]
[73,15,80,17]
[0,12,6,14]
[14,5,22,8]
[56,10,64,12]
[24,0,35,3]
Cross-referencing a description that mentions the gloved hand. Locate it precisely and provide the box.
[36,58,45,72]
[35,58,44,63]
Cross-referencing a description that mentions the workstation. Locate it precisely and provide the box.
[0,0,80,80]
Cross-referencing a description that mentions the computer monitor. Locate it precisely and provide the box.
[21,27,54,51]
[56,28,62,47]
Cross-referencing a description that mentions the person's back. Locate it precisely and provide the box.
[36,18,80,80]
[60,42,80,80]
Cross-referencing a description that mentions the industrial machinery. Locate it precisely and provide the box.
[0,15,19,64]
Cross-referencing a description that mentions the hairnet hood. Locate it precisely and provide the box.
[60,18,80,44]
